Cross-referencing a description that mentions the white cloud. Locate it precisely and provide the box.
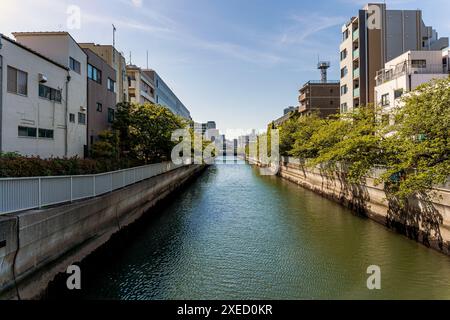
[131,0,142,8]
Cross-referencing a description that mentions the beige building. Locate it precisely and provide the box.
[339,3,448,112]
[126,65,156,104]
[78,43,129,103]
[12,31,88,157]
[374,50,450,123]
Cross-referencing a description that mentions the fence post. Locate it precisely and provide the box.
[70,176,73,203]
[93,175,96,197]
[38,178,42,209]
[110,173,113,193]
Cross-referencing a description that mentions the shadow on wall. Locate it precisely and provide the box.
[385,182,445,250]
[317,162,445,251]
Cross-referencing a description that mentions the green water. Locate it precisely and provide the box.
[51,159,450,299]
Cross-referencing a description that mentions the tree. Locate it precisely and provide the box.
[90,130,120,160]
[380,78,450,200]
[113,102,188,163]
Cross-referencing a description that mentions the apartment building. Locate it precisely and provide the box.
[339,3,449,112]
[10,32,88,158]
[84,48,117,149]
[126,65,156,104]
[272,107,298,127]
[79,43,129,103]
[374,50,450,122]
[298,81,340,117]
[144,70,191,120]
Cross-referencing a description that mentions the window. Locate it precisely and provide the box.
[381,93,390,106]
[107,78,116,92]
[340,49,347,61]
[87,64,102,84]
[341,66,348,78]
[340,103,348,113]
[39,84,62,103]
[69,57,81,74]
[411,59,427,68]
[108,108,115,123]
[340,85,348,96]
[97,103,103,112]
[38,128,54,139]
[343,29,349,41]
[7,66,28,95]
[78,112,86,125]
[394,89,404,99]
[69,113,75,123]
[18,126,37,137]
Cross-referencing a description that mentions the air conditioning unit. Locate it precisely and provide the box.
[80,106,87,112]
[38,73,48,83]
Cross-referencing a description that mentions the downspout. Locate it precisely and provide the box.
[65,72,71,157]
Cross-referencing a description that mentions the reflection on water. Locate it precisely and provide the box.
[47,158,450,300]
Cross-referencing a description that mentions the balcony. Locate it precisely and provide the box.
[353,68,360,79]
[353,48,359,60]
[299,93,307,102]
[376,62,450,86]
[353,87,360,98]
[353,29,359,41]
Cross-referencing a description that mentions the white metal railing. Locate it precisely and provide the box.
[376,62,450,86]
[0,161,186,215]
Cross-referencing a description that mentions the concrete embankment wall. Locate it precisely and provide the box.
[276,160,450,256]
[0,164,205,300]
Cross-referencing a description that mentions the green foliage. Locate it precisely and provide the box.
[113,102,187,163]
[91,130,120,160]
[276,77,450,202]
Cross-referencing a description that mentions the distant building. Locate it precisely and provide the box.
[144,70,191,120]
[83,48,117,149]
[126,65,156,104]
[12,31,88,157]
[284,106,296,115]
[375,50,450,123]
[298,81,340,117]
[79,43,129,103]
[273,106,298,127]
[340,3,449,112]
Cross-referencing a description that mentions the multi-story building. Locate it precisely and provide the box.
[126,65,156,104]
[0,34,73,158]
[144,70,191,120]
[79,43,129,103]
[83,48,117,148]
[12,31,88,157]
[339,3,448,112]
[298,81,340,117]
[272,107,298,128]
[374,50,450,122]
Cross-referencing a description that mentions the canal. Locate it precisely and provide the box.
[47,158,450,299]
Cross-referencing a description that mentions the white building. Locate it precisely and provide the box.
[12,32,88,158]
[126,65,156,104]
[0,34,85,158]
[374,50,450,122]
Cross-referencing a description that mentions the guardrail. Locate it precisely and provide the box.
[0,162,186,215]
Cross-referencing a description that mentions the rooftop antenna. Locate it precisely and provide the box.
[112,24,116,63]
[146,50,149,69]
[129,51,132,65]
[317,61,331,83]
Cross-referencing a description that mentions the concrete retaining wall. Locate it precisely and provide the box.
[0,164,205,300]
[277,160,450,256]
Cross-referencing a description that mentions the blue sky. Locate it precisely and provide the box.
[1,0,449,137]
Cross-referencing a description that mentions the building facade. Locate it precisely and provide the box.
[79,43,129,103]
[299,81,340,117]
[126,65,156,104]
[11,32,88,158]
[84,48,117,149]
[339,3,448,112]
[374,50,450,122]
[145,70,191,120]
